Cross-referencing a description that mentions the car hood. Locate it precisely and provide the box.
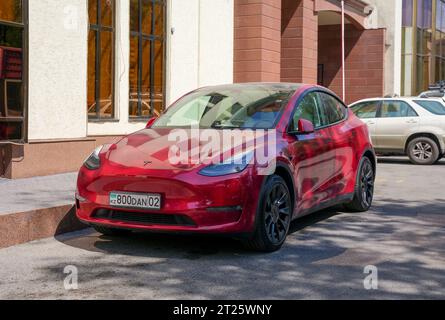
[104,128,273,171]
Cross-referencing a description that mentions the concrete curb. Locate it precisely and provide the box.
[0,204,88,249]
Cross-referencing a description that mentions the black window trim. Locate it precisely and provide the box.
[286,88,349,134]
[0,0,28,143]
[129,0,166,120]
[88,0,116,121]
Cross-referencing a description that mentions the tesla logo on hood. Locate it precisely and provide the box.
[144,160,152,166]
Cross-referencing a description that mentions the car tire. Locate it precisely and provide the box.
[242,175,292,252]
[93,225,132,236]
[344,157,375,212]
[407,137,439,165]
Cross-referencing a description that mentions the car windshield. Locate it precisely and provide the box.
[413,100,445,115]
[152,85,298,129]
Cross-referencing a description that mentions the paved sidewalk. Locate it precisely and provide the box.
[0,173,77,215]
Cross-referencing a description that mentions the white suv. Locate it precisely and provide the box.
[350,97,445,165]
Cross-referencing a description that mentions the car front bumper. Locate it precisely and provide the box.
[75,166,264,235]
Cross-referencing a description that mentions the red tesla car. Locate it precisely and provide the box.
[76,83,375,252]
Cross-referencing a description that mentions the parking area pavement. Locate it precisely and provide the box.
[0,157,444,300]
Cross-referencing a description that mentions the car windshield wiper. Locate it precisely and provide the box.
[210,123,241,129]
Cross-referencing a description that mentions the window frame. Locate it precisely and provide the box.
[317,91,349,128]
[88,0,116,121]
[413,99,445,114]
[287,89,349,134]
[0,0,28,143]
[129,0,167,120]
[350,100,381,119]
[377,100,419,118]
[289,92,324,132]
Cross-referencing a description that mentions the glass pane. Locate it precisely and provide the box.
[417,29,432,55]
[381,101,416,118]
[351,101,379,119]
[87,30,97,117]
[320,93,345,124]
[100,0,113,27]
[437,1,445,32]
[129,36,139,116]
[129,0,166,118]
[0,121,22,140]
[414,99,445,114]
[140,39,151,117]
[141,0,153,35]
[99,31,113,117]
[0,24,23,48]
[416,56,430,93]
[88,0,97,25]
[435,56,441,82]
[153,40,164,115]
[417,0,432,29]
[130,0,139,32]
[152,86,295,129]
[403,0,413,27]
[6,80,22,116]
[154,3,164,36]
[0,0,22,23]
[0,121,23,141]
[435,31,442,57]
[294,93,322,128]
[440,59,445,80]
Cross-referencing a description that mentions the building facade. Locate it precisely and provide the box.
[0,0,398,179]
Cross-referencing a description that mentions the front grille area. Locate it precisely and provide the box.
[93,209,196,227]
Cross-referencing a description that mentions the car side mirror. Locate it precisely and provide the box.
[146,117,158,128]
[295,119,315,134]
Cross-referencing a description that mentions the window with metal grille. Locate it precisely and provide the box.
[129,0,165,119]
[88,0,115,120]
[0,0,26,142]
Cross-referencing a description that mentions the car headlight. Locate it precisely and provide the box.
[84,145,103,170]
[199,150,254,177]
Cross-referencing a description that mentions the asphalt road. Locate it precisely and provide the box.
[1,157,444,300]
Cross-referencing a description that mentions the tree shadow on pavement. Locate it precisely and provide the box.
[46,198,445,299]
[378,157,445,166]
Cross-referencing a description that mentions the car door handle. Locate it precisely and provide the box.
[366,121,375,125]
[406,120,418,124]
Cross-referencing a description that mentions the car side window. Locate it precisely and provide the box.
[351,101,379,119]
[380,101,418,118]
[319,92,347,125]
[290,92,323,131]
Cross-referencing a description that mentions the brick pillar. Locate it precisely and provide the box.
[281,0,318,84]
[234,0,281,82]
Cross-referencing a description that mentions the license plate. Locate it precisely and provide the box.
[109,192,161,210]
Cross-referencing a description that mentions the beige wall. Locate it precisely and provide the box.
[28,0,88,140]
[27,0,235,140]
[167,0,234,105]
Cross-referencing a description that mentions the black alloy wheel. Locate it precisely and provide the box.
[243,175,292,252]
[344,157,375,212]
